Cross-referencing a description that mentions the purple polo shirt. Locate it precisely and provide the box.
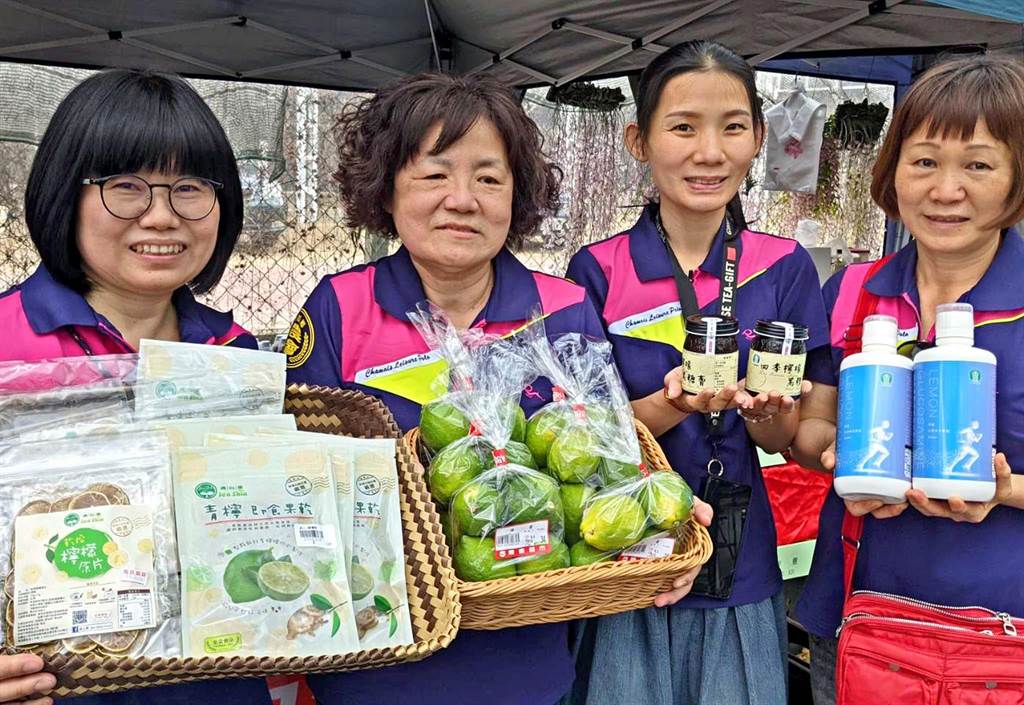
[287,245,606,705]
[0,265,256,360]
[796,230,1024,638]
[566,204,832,609]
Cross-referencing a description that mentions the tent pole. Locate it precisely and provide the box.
[750,0,910,65]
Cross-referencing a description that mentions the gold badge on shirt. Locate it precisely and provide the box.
[285,308,315,369]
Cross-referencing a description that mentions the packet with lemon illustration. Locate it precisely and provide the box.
[0,432,179,659]
[210,431,414,649]
[172,443,360,658]
[135,339,286,420]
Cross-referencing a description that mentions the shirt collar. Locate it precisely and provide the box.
[373,245,541,324]
[628,203,731,282]
[866,228,1024,312]
[21,265,101,334]
[20,265,234,343]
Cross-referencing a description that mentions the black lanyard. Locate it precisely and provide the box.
[67,326,96,356]
[654,208,742,440]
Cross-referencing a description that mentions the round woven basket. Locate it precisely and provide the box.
[405,418,713,630]
[30,385,460,696]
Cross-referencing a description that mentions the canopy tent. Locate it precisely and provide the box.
[0,0,1021,92]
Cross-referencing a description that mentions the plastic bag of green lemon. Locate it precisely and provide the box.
[518,321,698,565]
[172,442,360,657]
[409,303,567,581]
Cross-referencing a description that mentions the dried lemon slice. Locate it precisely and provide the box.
[16,500,51,517]
[61,635,97,654]
[68,491,110,510]
[90,629,142,654]
[3,570,14,599]
[4,599,13,626]
[87,483,130,506]
[49,495,72,513]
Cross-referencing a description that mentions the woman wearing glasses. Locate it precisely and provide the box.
[0,69,266,705]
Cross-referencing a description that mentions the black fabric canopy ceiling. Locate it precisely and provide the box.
[0,1,1020,90]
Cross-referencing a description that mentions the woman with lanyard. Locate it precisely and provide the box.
[564,40,831,705]
[0,69,268,705]
[792,55,1024,705]
[285,72,713,705]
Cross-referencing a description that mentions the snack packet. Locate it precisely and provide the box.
[136,339,286,419]
[173,443,359,658]
[0,432,179,659]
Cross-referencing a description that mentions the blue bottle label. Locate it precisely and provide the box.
[836,364,912,481]
[913,360,996,482]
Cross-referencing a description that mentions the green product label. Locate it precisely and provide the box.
[204,633,243,654]
[49,527,113,579]
[63,513,80,527]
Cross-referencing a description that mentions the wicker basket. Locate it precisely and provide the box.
[405,418,713,630]
[36,385,460,696]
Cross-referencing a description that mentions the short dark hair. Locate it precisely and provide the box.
[24,68,243,294]
[634,40,764,229]
[871,55,1024,230]
[333,73,560,249]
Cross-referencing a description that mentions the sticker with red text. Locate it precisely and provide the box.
[617,537,675,562]
[494,520,551,560]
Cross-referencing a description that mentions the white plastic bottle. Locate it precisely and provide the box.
[834,315,913,503]
[912,303,997,501]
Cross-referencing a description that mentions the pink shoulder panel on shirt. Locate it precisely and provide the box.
[332,266,432,382]
[829,261,918,348]
[737,229,797,280]
[532,272,585,313]
[0,290,115,362]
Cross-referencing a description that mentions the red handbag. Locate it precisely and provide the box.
[834,258,1024,705]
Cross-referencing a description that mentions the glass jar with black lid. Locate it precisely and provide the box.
[745,320,809,398]
[681,315,740,394]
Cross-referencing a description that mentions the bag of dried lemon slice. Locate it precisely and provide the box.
[135,339,286,420]
[172,443,360,658]
[0,432,179,660]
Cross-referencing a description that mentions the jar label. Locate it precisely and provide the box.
[681,351,738,394]
[913,360,996,482]
[836,364,912,482]
[746,350,806,396]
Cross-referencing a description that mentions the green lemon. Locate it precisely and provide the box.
[516,541,570,575]
[580,494,647,551]
[256,560,310,602]
[507,402,528,444]
[548,425,601,484]
[428,439,485,504]
[570,540,612,567]
[451,478,504,538]
[560,484,595,546]
[599,458,645,487]
[640,472,695,530]
[349,561,374,601]
[525,404,572,467]
[485,440,537,470]
[504,471,564,535]
[223,548,275,604]
[420,399,471,452]
[453,536,516,582]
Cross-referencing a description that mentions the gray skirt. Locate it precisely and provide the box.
[562,592,788,705]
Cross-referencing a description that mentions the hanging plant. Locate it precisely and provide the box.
[824,99,889,148]
[545,81,626,112]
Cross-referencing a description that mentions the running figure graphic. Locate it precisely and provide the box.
[948,421,983,473]
[858,420,893,471]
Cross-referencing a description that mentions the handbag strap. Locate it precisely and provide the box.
[839,254,894,600]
